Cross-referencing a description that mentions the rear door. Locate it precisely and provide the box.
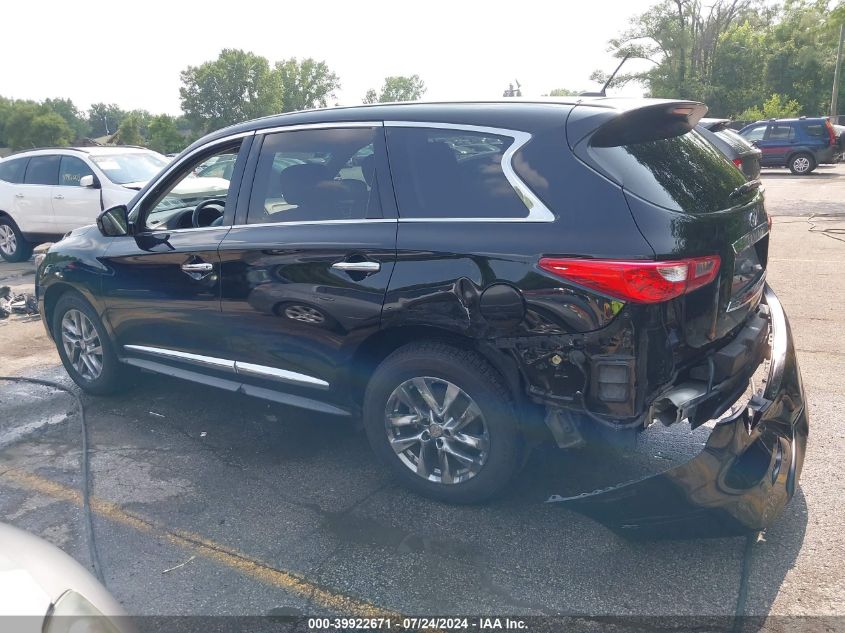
[19,155,60,234]
[758,122,795,164]
[219,123,397,398]
[53,155,103,232]
[101,137,251,364]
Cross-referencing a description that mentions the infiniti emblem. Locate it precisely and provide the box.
[748,208,758,227]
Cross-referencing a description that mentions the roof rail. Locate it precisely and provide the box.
[9,146,91,157]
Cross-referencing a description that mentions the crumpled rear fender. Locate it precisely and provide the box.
[548,286,808,538]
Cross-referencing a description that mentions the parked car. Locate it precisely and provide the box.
[738,116,839,174]
[833,123,845,161]
[0,522,126,630]
[697,118,761,180]
[36,99,807,535]
[0,147,233,262]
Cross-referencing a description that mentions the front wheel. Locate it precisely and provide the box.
[0,217,33,263]
[788,153,815,175]
[363,343,522,503]
[53,292,130,395]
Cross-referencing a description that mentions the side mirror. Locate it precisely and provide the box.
[96,205,130,237]
[80,174,100,189]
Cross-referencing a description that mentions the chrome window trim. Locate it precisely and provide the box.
[256,121,383,135]
[122,344,329,389]
[231,219,394,229]
[129,130,254,219]
[383,120,555,223]
[140,225,231,235]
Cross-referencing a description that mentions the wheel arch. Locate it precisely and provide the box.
[348,324,526,414]
[787,150,815,167]
[42,282,109,339]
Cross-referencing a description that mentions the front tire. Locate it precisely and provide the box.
[363,343,522,503]
[788,152,815,175]
[0,217,33,263]
[53,293,129,395]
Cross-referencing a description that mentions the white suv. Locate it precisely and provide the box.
[0,147,170,262]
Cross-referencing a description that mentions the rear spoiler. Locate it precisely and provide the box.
[567,100,708,149]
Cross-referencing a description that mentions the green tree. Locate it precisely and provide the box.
[179,49,282,134]
[0,96,13,146]
[738,93,802,121]
[544,88,581,97]
[147,114,184,154]
[363,75,426,103]
[275,58,340,112]
[4,102,73,150]
[43,98,89,138]
[88,103,126,137]
[114,113,144,146]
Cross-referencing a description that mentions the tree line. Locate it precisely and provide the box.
[0,49,426,153]
[593,0,844,119]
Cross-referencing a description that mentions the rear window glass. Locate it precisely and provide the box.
[714,128,753,153]
[804,124,827,138]
[24,155,60,185]
[0,157,28,183]
[586,130,750,214]
[386,127,529,219]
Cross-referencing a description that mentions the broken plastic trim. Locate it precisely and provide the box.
[547,285,808,539]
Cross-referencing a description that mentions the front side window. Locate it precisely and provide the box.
[24,155,60,185]
[385,127,528,219]
[247,127,381,224]
[140,144,241,231]
[91,152,169,185]
[743,125,767,142]
[58,156,95,187]
[0,157,28,184]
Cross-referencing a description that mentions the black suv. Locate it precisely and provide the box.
[739,116,839,174]
[37,99,807,534]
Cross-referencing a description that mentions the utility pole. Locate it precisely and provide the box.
[832,23,844,121]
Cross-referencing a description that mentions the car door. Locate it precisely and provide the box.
[219,123,397,400]
[100,135,253,365]
[53,155,103,232]
[741,124,771,165]
[758,122,795,165]
[18,155,60,235]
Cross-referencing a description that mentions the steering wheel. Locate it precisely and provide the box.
[192,199,227,228]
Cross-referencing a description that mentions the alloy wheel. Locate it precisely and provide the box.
[792,156,811,173]
[283,304,325,324]
[0,225,16,256]
[384,376,490,484]
[61,309,104,381]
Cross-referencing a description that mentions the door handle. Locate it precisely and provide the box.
[181,262,213,273]
[14,193,24,199]
[53,194,64,200]
[331,261,381,273]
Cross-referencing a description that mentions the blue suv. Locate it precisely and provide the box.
[739,117,838,174]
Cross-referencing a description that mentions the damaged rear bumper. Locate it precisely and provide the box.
[548,286,808,538]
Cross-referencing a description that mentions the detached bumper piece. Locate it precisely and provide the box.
[548,286,808,538]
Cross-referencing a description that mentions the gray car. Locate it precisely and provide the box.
[697,118,762,180]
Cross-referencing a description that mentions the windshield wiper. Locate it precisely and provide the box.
[729,179,762,200]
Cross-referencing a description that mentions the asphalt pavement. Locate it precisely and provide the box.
[0,164,843,627]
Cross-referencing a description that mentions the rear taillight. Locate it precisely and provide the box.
[826,120,837,146]
[732,158,743,170]
[538,256,721,304]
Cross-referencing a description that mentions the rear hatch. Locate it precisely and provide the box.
[568,101,769,353]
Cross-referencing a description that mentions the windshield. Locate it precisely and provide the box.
[91,152,169,185]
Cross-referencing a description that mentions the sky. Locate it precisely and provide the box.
[1,0,659,115]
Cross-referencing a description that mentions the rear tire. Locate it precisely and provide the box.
[52,292,130,395]
[0,216,33,263]
[363,342,523,504]
[788,152,815,175]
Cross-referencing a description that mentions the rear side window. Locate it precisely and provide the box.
[385,127,529,219]
[0,157,28,183]
[248,127,381,224]
[58,156,95,186]
[769,124,795,141]
[803,123,827,138]
[586,130,749,215]
[24,155,60,185]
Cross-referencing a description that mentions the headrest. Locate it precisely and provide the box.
[278,163,332,205]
